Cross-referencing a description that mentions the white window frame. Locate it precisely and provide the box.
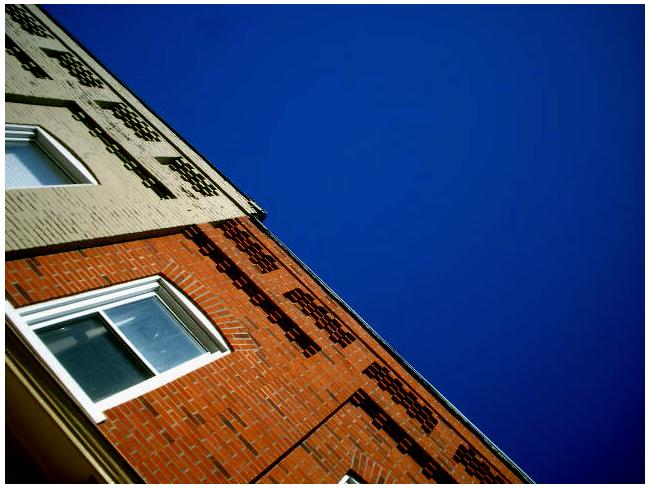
[5,123,98,188]
[6,276,230,423]
[339,474,362,484]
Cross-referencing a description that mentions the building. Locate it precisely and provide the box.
[5,5,532,483]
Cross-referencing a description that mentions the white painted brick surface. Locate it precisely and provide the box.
[5,5,264,252]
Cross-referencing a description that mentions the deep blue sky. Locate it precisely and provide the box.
[43,5,644,483]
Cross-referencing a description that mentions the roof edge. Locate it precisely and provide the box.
[249,215,535,484]
[36,4,267,221]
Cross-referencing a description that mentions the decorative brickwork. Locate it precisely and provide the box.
[5,9,532,477]
[216,220,279,273]
[98,101,161,142]
[45,49,104,88]
[184,225,321,358]
[6,5,263,254]
[363,361,437,434]
[69,105,174,199]
[6,5,53,38]
[157,157,221,198]
[453,443,506,484]
[5,36,51,79]
[350,389,455,484]
[5,223,525,483]
[284,287,356,348]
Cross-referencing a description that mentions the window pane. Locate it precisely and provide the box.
[5,140,74,188]
[105,297,207,373]
[36,314,152,401]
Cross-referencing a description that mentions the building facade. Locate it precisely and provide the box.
[5,5,531,483]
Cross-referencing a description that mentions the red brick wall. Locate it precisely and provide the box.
[5,218,525,484]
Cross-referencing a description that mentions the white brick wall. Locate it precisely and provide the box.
[5,5,264,252]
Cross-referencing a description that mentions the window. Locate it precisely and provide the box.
[339,472,365,484]
[7,276,229,422]
[5,124,97,189]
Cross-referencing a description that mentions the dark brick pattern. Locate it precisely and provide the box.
[363,361,438,434]
[453,444,506,484]
[217,220,279,273]
[284,287,356,348]
[5,219,523,484]
[69,105,174,199]
[6,5,53,38]
[96,101,223,198]
[350,389,455,484]
[5,36,51,79]
[45,50,104,88]
[158,157,220,198]
[101,102,161,142]
[184,225,321,358]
